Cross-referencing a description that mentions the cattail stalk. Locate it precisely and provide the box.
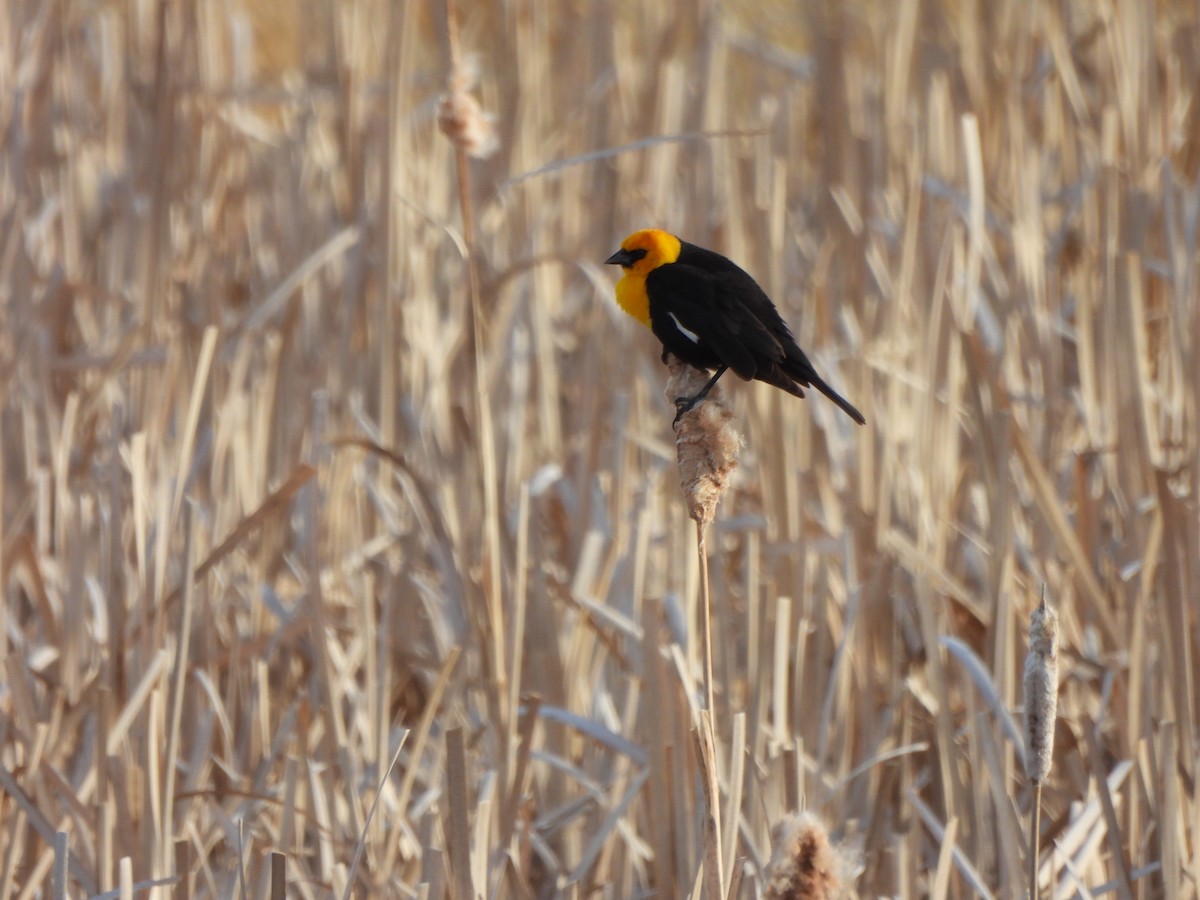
[697,520,715,715]
[665,356,742,716]
[667,359,741,896]
[439,0,509,802]
[1023,591,1059,899]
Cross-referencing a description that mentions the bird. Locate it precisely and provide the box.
[605,228,866,426]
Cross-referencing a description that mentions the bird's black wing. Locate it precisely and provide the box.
[663,241,867,424]
[676,242,828,381]
[645,262,787,381]
[675,242,800,335]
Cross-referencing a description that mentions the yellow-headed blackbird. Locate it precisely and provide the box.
[605,229,866,425]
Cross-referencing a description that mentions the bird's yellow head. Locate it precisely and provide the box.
[605,229,682,276]
[605,229,682,327]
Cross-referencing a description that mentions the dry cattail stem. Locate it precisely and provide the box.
[665,355,742,530]
[1023,594,1059,784]
[666,355,740,718]
[437,0,508,805]
[764,812,855,899]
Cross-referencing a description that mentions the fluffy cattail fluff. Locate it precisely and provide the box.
[665,356,742,529]
[437,58,498,159]
[764,812,857,899]
[1023,595,1060,783]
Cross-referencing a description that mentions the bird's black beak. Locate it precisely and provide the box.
[605,248,635,267]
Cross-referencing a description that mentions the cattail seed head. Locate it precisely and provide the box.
[437,59,498,159]
[665,356,742,529]
[764,812,856,899]
[1023,594,1060,784]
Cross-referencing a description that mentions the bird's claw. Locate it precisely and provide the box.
[673,395,697,427]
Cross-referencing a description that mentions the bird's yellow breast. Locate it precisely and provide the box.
[615,273,652,328]
[611,229,681,329]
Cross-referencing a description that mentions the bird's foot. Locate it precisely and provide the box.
[673,394,700,427]
[671,365,727,427]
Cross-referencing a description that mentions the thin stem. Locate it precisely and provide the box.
[698,522,715,717]
[443,0,508,793]
[1028,783,1041,899]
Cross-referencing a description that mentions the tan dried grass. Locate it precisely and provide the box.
[1,0,1196,896]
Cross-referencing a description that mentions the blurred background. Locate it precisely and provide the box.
[1,0,1198,895]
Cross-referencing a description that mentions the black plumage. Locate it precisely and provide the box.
[644,241,866,425]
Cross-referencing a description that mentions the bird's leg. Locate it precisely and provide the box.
[673,365,729,425]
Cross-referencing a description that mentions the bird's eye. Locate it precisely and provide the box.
[627,248,648,263]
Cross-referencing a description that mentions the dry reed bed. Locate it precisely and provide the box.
[1,0,1197,896]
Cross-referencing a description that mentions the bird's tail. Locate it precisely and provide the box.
[810,373,866,426]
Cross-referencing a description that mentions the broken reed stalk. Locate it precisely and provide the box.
[695,710,725,898]
[446,726,475,900]
[270,852,286,900]
[665,356,742,717]
[53,832,68,900]
[1023,590,1059,899]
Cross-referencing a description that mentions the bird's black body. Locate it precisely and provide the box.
[644,241,865,425]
